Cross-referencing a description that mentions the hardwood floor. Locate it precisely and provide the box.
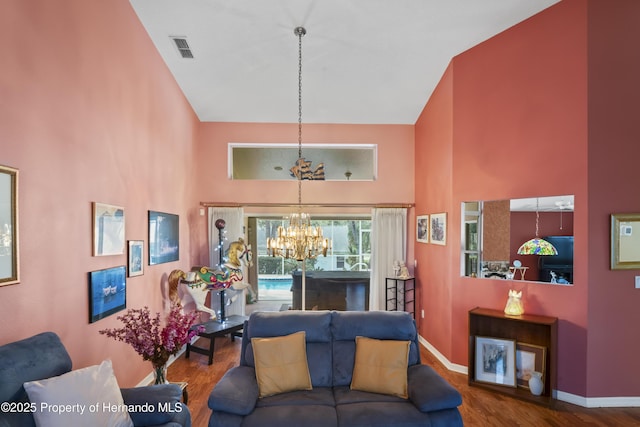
[168,326,640,426]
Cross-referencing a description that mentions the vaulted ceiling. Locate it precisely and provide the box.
[129,0,560,125]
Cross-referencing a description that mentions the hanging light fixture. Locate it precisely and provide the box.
[517,198,558,256]
[266,27,331,310]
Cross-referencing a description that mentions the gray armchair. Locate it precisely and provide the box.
[0,332,190,427]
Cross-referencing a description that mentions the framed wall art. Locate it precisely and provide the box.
[417,215,429,243]
[89,265,126,323]
[515,342,546,389]
[0,165,19,286]
[474,336,517,387]
[148,210,179,265]
[430,212,447,245]
[611,213,640,269]
[127,240,144,277]
[92,202,125,256]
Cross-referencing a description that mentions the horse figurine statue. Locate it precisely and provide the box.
[196,238,253,289]
[168,269,217,319]
[168,238,253,320]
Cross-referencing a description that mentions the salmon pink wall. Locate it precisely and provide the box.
[414,63,454,358]
[0,0,201,386]
[195,122,415,209]
[585,0,640,397]
[416,0,592,397]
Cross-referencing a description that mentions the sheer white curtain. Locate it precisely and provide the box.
[207,207,245,316]
[370,208,407,311]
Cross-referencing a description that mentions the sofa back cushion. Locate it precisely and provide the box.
[242,311,333,387]
[0,332,72,403]
[331,311,419,387]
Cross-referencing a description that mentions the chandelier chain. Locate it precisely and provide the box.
[297,27,304,206]
[266,26,331,264]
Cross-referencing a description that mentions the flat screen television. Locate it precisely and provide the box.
[540,236,574,267]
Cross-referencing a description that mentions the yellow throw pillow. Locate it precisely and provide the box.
[350,336,410,399]
[252,331,313,398]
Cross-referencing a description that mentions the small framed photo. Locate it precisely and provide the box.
[516,342,546,389]
[92,202,125,256]
[430,212,447,245]
[417,215,429,243]
[88,266,126,323]
[127,240,144,277]
[474,336,517,387]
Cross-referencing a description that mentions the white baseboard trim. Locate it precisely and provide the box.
[418,335,467,375]
[417,334,640,408]
[556,391,640,408]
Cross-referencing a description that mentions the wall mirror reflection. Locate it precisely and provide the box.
[462,195,574,285]
[229,143,377,181]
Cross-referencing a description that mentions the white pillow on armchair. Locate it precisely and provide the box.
[23,359,133,427]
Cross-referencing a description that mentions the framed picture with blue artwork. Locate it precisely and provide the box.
[89,266,126,323]
[127,240,144,277]
[148,211,179,265]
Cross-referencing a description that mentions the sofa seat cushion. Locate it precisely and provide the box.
[255,387,335,408]
[333,386,407,406]
[336,401,431,427]
[242,405,338,427]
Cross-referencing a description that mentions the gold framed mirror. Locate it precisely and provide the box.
[0,165,19,286]
[611,213,640,270]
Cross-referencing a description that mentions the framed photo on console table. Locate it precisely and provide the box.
[516,342,546,389]
[474,336,517,387]
[89,266,126,323]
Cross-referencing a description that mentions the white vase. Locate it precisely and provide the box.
[528,371,544,396]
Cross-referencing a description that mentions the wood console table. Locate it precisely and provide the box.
[186,315,247,365]
[468,307,557,407]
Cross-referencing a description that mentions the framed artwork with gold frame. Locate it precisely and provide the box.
[0,165,19,286]
[611,213,640,269]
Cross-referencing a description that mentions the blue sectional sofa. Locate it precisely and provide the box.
[208,310,463,427]
[0,332,191,427]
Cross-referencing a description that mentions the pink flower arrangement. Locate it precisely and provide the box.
[99,304,204,372]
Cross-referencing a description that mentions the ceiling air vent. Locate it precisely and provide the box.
[171,37,193,59]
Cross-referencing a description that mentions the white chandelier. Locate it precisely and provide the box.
[266,27,331,308]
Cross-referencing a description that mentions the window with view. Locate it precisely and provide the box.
[255,218,371,300]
